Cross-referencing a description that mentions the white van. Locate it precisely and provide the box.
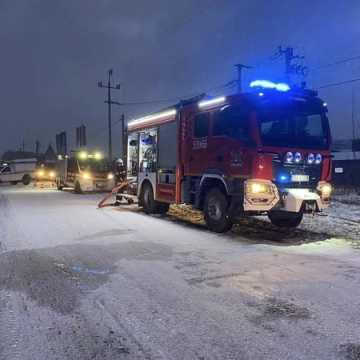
[0,158,37,185]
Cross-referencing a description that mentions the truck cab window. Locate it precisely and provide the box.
[193,113,210,138]
[213,106,250,141]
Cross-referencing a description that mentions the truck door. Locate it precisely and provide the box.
[0,165,12,182]
[138,129,158,195]
[208,106,252,177]
[187,112,211,175]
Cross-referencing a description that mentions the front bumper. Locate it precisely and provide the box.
[243,179,331,213]
[80,179,115,192]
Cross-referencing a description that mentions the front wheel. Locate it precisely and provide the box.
[22,174,31,186]
[140,183,157,214]
[74,181,83,194]
[204,188,233,233]
[268,211,303,228]
[140,183,169,214]
[57,181,64,191]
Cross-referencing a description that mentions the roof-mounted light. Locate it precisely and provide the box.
[198,96,226,109]
[128,109,177,128]
[250,80,290,92]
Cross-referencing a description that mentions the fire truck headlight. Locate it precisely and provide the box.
[37,170,45,178]
[49,171,56,178]
[247,181,271,195]
[317,182,332,199]
[107,173,114,180]
[285,152,294,164]
[294,152,302,163]
[315,153,322,164]
[307,153,315,164]
[82,172,91,180]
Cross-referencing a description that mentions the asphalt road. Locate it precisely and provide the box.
[0,185,360,360]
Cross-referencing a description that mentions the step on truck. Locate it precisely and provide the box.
[56,151,115,193]
[0,158,36,185]
[125,80,332,232]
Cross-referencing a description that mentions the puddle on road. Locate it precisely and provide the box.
[248,297,311,324]
[0,241,172,314]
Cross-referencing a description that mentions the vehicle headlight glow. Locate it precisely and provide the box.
[49,171,56,178]
[37,170,45,177]
[107,173,114,180]
[82,172,91,180]
[94,152,103,160]
[307,153,315,164]
[315,153,322,164]
[246,181,272,195]
[318,182,332,199]
[79,151,88,160]
[285,152,294,164]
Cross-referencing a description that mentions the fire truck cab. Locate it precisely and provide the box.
[56,151,115,193]
[126,81,332,232]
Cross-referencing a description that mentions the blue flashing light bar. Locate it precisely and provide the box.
[250,80,291,92]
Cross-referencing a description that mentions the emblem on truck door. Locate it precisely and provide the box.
[192,137,208,150]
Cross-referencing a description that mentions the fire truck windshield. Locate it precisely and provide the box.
[259,110,330,150]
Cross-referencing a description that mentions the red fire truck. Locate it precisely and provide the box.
[125,80,332,232]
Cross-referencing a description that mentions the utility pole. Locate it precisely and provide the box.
[234,64,252,93]
[277,46,308,84]
[35,140,40,155]
[352,86,357,159]
[98,69,121,160]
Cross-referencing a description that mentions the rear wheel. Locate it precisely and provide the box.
[22,174,31,186]
[268,211,303,228]
[74,181,83,194]
[204,188,233,233]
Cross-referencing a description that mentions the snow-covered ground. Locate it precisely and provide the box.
[0,185,360,360]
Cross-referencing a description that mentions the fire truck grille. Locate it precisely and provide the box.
[272,160,322,188]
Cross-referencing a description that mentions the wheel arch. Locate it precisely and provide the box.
[198,174,228,209]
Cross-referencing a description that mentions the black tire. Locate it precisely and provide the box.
[22,174,31,186]
[203,188,233,233]
[74,181,83,194]
[268,211,303,228]
[11,181,18,186]
[140,183,157,214]
[139,183,169,214]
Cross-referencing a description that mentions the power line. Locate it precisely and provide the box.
[317,77,360,89]
[313,55,360,71]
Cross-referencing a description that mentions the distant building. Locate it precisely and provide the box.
[332,140,360,187]
[2,144,57,164]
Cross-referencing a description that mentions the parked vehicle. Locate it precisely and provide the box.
[56,151,115,193]
[0,158,37,185]
[34,163,57,185]
[124,80,332,232]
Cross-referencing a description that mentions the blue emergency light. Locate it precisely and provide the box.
[250,80,291,92]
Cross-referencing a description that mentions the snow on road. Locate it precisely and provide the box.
[0,185,360,360]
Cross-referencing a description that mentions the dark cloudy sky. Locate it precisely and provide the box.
[0,0,359,156]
